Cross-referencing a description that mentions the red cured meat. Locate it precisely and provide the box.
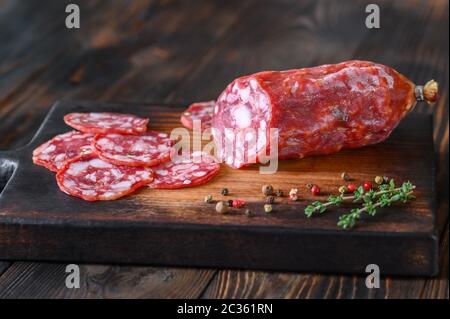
[180,101,215,130]
[148,151,220,189]
[64,112,149,134]
[56,152,153,201]
[32,131,94,172]
[212,60,437,168]
[92,131,174,167]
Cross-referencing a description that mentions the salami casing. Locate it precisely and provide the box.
[148,151,220,189]
[180,101,215,129]
[32,131,94,172]
[212,60,438,168]
[64,112,149,134]
[56,153,153,201]
[92,131,173,167]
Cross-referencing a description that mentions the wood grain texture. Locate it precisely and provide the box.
[0,262,216,299]
[0,0,447,298]
[201,224,449,299]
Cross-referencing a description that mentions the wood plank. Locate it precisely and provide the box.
[0,262,216,299]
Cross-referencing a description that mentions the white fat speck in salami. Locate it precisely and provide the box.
[64,112,149,134]
[180,101,215,130]
[56,152,153,201]
[148,152,220,189]
[92,131,174,167]
[32,130,94,172]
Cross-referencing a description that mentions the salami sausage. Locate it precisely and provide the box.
[180,101,215,129]
[64,112,149,134]
[32,131,94,172]
[92,131,174,167]
[56,152,153,201]
[148,151,220,189]
[212,60,439,168]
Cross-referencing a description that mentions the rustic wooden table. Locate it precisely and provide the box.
[0,0,447,299]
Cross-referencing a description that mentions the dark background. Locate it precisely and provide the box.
[0,0,448,298]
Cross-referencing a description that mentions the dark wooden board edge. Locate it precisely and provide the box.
[0,219,439,277]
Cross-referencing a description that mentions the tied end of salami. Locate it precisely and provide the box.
[415,80,439,104]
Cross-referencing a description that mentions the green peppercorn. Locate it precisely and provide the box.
[306,183,313,190]
[266,195,275,204]
[275,189,283,197]
[220,188,229,196]
[204,195,213,203]
[339,185,347,194]
[244,209,253,217]
[216,201,229,214]
[264,204,273,213]
[341,172,350,181]
[375,176,384,185]
[261,184,274,196]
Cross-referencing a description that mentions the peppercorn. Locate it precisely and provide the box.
[275,189,284,197]
[306,183,313,190]
[261,184,274,196]
[375,176,384,185]
[289,188,299,201]
[227,199,233,207]
[244,209,253,217]
[339,185,347,194]
[204,195,213,203]
[264,204,273,213]
[220,188,229,196]
[341,172,350,181]
[215,201,229,214]
[347,183,357,193]
[266,195,275,204]
[363,181,372,192]
[383,176,390,183]
[232,199,246,208]
[310,184,320,196]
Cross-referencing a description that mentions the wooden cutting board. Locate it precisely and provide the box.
[0,100,438,276]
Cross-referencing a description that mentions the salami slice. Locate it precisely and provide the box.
[64,112,149,134]
[148,151,220,189]
[92,131,174,167]
[32,131,94,172]
[180,101,214,130]
[56,152,153,201]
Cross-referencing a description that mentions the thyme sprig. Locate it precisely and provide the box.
[305,179,416,229]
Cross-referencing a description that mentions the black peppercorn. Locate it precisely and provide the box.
[221,188,229,196]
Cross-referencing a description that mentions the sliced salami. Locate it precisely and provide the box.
[180,101,215,130]
[148,151,220,189]
[56,152,153,201]
[64,112,149,134]
[92,131,174,167]
[32,131,94,172]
